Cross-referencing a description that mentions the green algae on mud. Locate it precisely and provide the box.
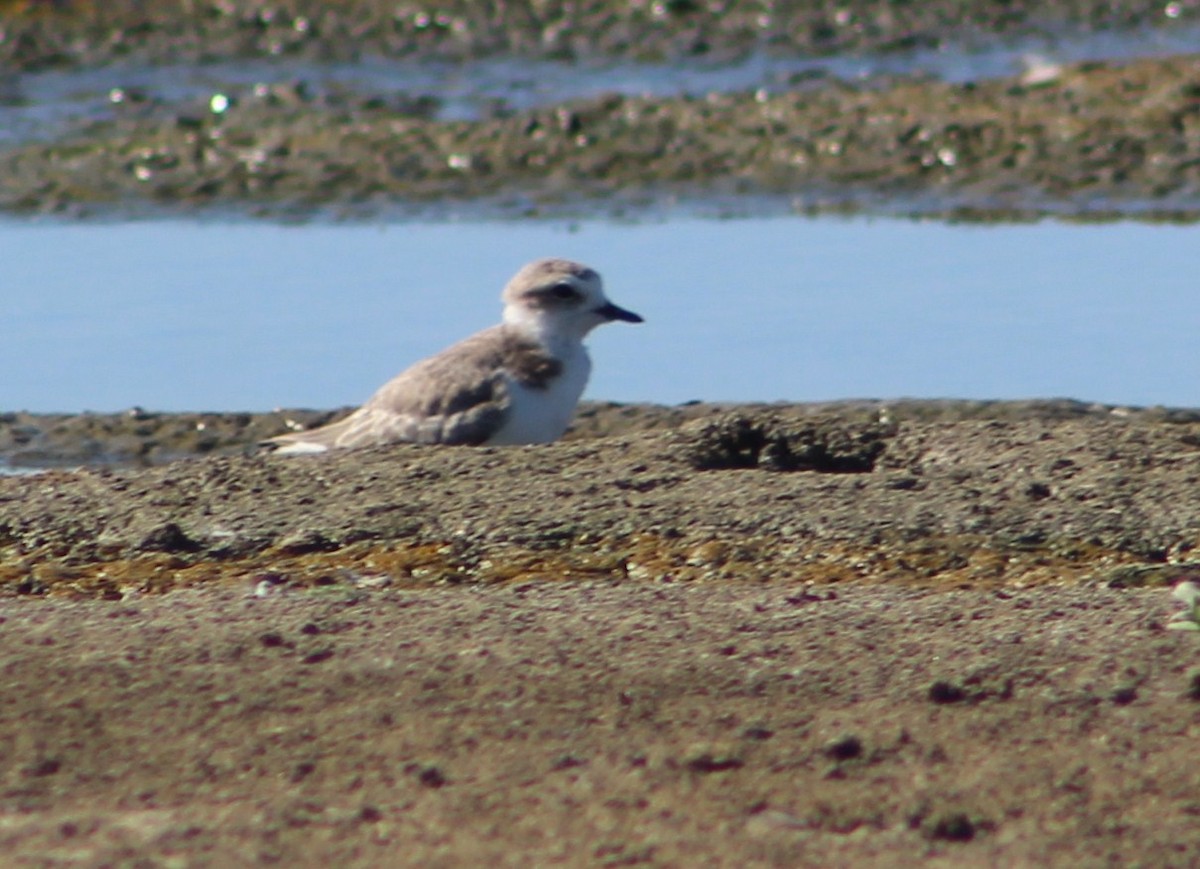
[5,54,1200,219]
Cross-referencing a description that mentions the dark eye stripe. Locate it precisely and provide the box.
[549,282,578,299]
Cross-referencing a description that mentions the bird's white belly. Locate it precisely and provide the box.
[485,348,591,445]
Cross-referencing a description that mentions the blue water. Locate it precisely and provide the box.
[3,218,1197,413]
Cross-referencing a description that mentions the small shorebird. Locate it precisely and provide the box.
[264,258,642,453]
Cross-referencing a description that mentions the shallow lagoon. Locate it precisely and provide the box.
[4,217,1197,413]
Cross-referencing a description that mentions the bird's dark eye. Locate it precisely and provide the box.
[549,282,577,300]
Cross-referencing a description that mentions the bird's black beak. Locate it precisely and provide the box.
[595,301,644,323]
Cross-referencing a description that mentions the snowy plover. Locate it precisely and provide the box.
[264,258,642,453]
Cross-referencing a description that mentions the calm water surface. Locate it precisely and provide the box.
[3,217,1197,413]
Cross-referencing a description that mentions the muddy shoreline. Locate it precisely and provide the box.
[3,403,1200,864]
[7,399,1200,470]
[5,4,1200,218]
[6,54,1200,221]
[4,401,1200,599]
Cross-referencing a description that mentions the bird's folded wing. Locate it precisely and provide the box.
[350,361,510,446]
[265,326,559,450]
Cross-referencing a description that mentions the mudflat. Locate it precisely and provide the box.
[2,403,1200,866]
[5,3,1200,220]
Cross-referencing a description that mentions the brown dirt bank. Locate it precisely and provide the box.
[6,53,1200,220]
[1,0,1192,70]
[3,403,1200,866]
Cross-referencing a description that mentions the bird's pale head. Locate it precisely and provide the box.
[502,258,643,341]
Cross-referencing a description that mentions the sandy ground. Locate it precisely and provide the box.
[3,405,1200,866]
[1,581,1197,868]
